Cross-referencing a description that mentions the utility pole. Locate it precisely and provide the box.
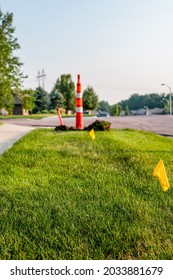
[36,69,46,89]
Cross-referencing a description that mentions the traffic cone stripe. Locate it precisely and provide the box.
[76,107,83,113]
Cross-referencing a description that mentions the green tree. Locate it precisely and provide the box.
[83,86,99,110]
[33,87,49,113]
[19,89,35,111]
[125,105,129,116]
[120,93,164,110]
[49,84,63,110]
[53,74,75,113]
[0,9,23,111]
[164,103,169,114]
[111,104,121,116]
[98,100,111,113]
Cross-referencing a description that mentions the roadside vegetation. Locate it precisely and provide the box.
[0,113,96,120]
[0,113,56,120]
[0,129,173,260]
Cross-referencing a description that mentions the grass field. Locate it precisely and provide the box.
[0,128,173,260]
[0,113,94,120]
[0,113,56,120]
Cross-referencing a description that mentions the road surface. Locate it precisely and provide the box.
[1,115,173,136]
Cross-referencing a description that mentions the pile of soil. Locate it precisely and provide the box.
[55,120,111,132]
[55,125,75,131]
[84,120,111,131]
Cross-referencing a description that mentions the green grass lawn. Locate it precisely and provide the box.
[0,128,173,260]
[0,113,93,120]
[0,113,56,120]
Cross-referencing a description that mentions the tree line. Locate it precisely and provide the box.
[32,74,99,114]
[0,8,170,116]
[99,93,170,116]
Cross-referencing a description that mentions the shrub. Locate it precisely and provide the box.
[49,109,56,114]
[41,110,48,114]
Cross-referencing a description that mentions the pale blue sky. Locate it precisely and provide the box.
[1,0,173,104]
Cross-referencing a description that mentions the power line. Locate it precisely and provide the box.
[36,69,46,89]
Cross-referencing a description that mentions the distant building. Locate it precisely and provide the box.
[130,107,164,115]
[130,108,147,115]
[13,96,29,115]
[150,107,164,114]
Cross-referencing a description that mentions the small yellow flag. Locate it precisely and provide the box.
[89,129,95,140]
[152,159,170,192]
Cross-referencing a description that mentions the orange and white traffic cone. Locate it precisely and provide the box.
[76,74,84,130]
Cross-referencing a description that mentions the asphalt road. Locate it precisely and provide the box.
[1,115,173,155]
[1,115,173,136]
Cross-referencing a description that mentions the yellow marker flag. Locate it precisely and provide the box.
[152,159,170,192]
[89,129,95,140]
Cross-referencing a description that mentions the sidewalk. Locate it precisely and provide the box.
[0,123,35,156]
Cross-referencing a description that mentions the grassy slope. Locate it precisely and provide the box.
[0,129,173,260]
